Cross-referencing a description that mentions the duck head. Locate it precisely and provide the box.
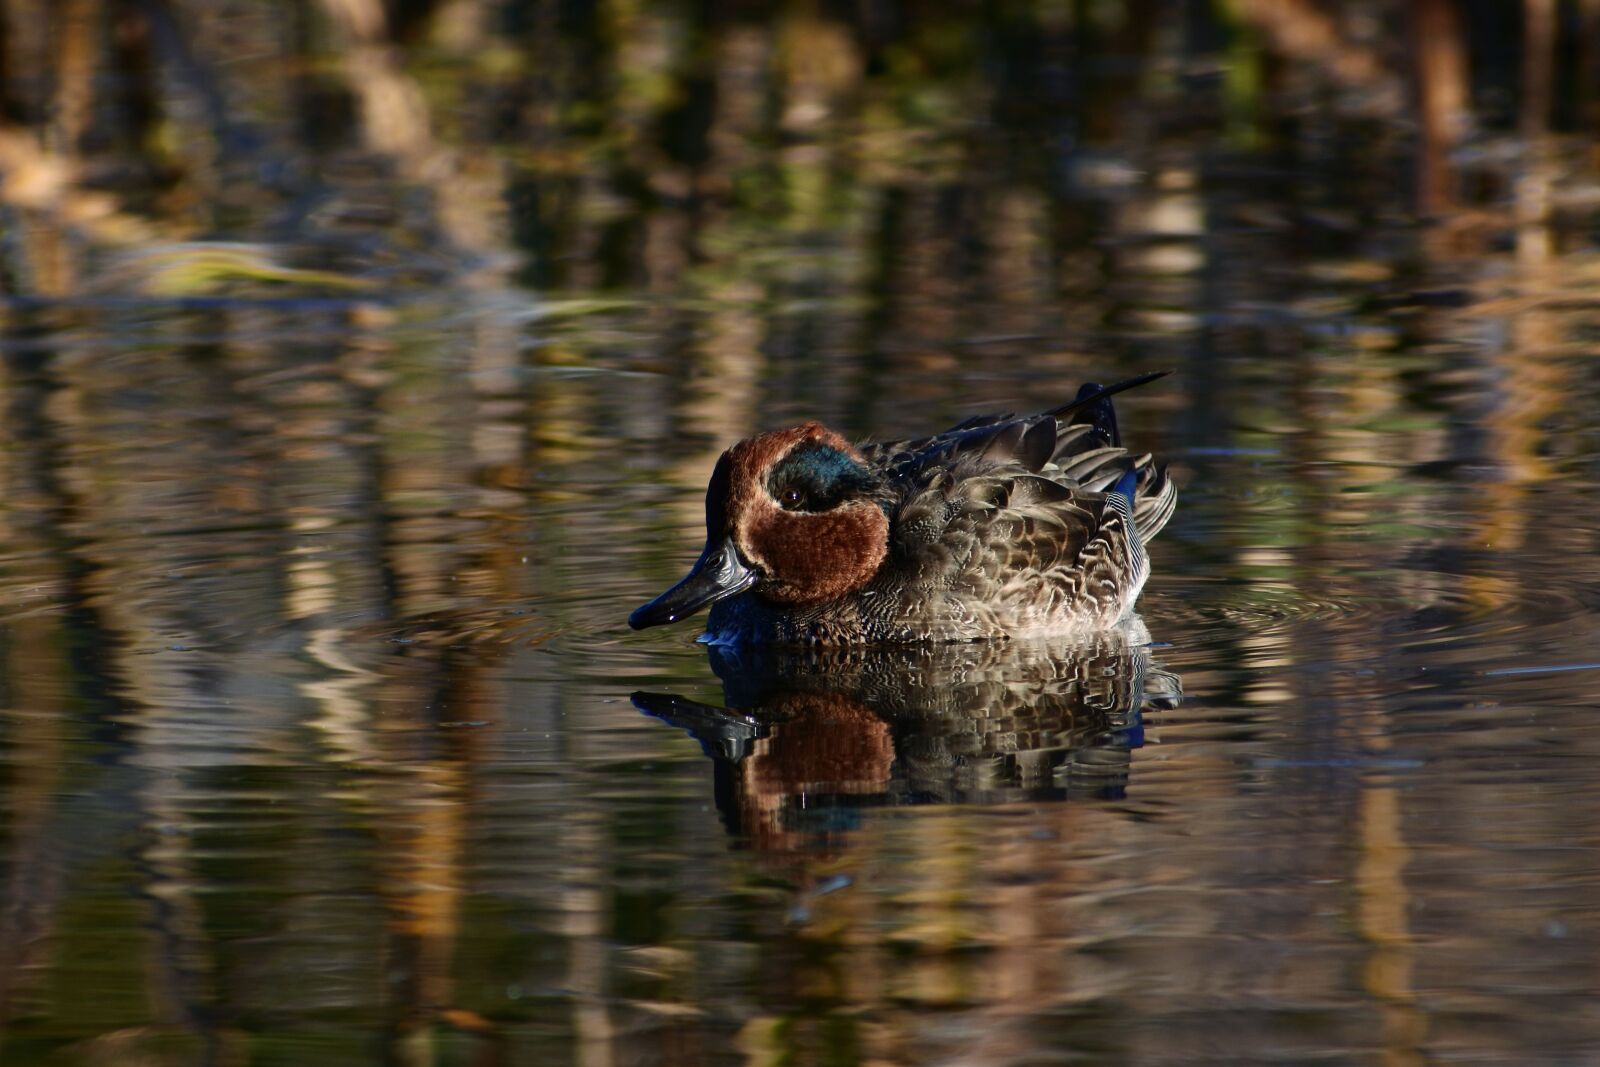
[630,423,889,630]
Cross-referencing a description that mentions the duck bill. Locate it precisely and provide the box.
[629,537,758,630]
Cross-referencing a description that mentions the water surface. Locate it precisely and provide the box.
[3,2,1600,1064]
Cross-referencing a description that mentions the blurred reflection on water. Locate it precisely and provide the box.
[636,626,1181,851]
[3,1,1600,1064]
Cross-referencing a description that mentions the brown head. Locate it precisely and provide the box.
[629,423,890,630]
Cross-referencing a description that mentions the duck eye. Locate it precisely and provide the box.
[767,441,877,513]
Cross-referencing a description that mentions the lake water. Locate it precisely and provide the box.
[2,3,1600,1064]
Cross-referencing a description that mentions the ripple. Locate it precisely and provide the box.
[1147,576,1395,630]
[1148,563,1600,646]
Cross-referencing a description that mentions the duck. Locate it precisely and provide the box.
[629,371,1176,645]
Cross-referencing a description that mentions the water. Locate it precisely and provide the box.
[3,2,1600,1064]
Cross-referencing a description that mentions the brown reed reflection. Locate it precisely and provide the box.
[0,0,1584,310]
[1,1,1600,1063]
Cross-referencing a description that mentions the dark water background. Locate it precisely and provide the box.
[3,1,1600,1063]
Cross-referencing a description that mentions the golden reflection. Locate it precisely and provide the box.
[1517,0,1556,267]
[315,0,509,259]
[0,1,1598,1062]
[1413,0,1468,218]
[52,0,95,156]
[377,753,470,1062]
[777,13,859,136]
[1357,782,1426,1067]
[667,286,764,537]
[1230,0,1399,106]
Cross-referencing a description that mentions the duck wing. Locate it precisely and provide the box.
[864,371,1176,545]
[887,460,1166,630]
[859,371,1167,468]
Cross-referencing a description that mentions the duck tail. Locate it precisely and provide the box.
[1073,381,1123,446]
[1048,370,1170,447]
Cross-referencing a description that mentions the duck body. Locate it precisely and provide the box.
[630,373,1177,645]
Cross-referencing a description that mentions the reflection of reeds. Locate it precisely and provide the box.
[1413,0,1468,218]
[1229,0,1400,107]
[1358,783,1426,1067]
[0,2,1598,1061]
[314,0,512,264]
[1518,0,1556,266]
[0,621,68,1019]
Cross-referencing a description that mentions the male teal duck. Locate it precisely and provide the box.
[630,372,1176,644]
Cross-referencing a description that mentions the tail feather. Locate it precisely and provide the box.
[1046,370,1169,425]
[1131,461,1176,545]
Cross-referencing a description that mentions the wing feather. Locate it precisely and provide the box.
[865,374,1174,633]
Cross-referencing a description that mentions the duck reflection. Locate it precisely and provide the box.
[634,622,1180,852]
